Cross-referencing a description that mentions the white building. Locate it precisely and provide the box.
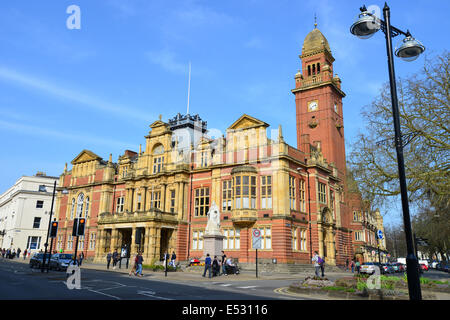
[0,172,59,255]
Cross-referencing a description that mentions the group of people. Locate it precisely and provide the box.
[0,248,32,260]
[202,251,239,278]
[105,249,145,277]
[312,251,326,277]
[346,259,361,274]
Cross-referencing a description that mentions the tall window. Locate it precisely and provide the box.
[330,190,335,216]
[292,227,298,251]
[116,197,124,213]
[353,211,362,221]
[76,193,84,218]
[254,226,271,249]
[71,198,75,219]
[300,229,307,251]
[84,196,89,218]
[137,193,142,211]
[78,235,84,250]
[27,236,41,250]
[289,176,296,210]
[36,200,44,208]
[89,233,96,250]
[318,182,327,204]
[355,231,363,241]
[57,235,63,251]
[170,190,176,213]
[223,228,240,250]
[151,190,161,209]
[233,175,256,209]
[261,176,272,209]
[192,230,204,250]
[152,145,164,174]
[299,180,306,212]
[33,217,41,229]
[194,187,209,216]
[200,151,208,167]
[67,235,73,250]
[222,180,232,211]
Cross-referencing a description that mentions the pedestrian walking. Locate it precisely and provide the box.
[202,254,212,278]
[23,249,27,260]
[170,251,176,268]
[135,252,144,277]
[319,256,325,277]
[12,249,16,259]
[356,260,361,274]
[346,258,349,272]
[220,251,227,276]
[312,251,321,277]
[212,256,220,277]
[351,260,355,273]
[129,254,137,276]
[106,252,112,269]
[17,248,21,259]
[78,252,84,266]
[112,249,119,269]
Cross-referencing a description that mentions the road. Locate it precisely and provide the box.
[0,259,311,300]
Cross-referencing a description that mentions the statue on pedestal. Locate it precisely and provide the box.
[205,202,221,236]
[202,202,224,260]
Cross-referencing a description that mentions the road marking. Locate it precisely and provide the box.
[137,290,173,300]
[219,283,232,287]
[88,289,122,300]
[237,286,258,289]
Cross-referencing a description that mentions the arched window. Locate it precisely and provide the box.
[308,65,311,76]
[84,196,89,218]
[71,198,75,219]
[312,64,316,75]
[152,144,165,174]
[76,193,84,218]
[317,63,321,74]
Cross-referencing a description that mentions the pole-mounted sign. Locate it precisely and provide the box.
[377,230,384,240]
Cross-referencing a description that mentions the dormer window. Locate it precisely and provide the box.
[152,144,164,174]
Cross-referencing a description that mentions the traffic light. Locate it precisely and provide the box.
[50,221,58,238]
[72,218,78,236]
[72,218,86,236]
[77,218,86,236]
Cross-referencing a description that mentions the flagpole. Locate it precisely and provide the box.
[187,62,191,115]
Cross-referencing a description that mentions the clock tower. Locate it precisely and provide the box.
[292,25,346,177]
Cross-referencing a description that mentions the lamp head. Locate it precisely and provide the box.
[395,32,425,61]
[350,9,380,39]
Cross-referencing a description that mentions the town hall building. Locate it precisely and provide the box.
[53,26,385,267]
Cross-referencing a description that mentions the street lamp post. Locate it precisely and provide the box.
[350,3,425,300]
[41,181,57,273]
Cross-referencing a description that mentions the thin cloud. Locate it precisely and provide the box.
[146,50,188,74]
[0,119,135,149]
[0,66,153,121]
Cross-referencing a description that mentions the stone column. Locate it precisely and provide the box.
[148,227,157,263]
[161,184,166,211]
[110,228,119,252]
[131,226,136,255]
[177,182,184,220]
[94,229,104,261]
[154,228,161,261]
[143,227,150,260]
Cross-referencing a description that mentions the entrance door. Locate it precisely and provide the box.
[159,228,173,261]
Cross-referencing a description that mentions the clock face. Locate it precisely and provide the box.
[308,100,318,112]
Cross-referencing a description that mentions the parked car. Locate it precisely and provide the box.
[29,253,52,269]
[360,262,384,275]
[391,262,405,272]
[381,263,394,274]
[390,263,399,273]
[49,253,74,271]
[420,264,428,272]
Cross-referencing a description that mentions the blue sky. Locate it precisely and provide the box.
[0,0,448,227]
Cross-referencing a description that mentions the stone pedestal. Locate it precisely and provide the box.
[202,234,225,260]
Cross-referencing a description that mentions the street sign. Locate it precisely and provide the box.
[252,229,262,249]
[377,230,384,239]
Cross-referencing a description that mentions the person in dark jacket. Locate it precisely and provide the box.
[202,254,212,278]
[220,251,227,276]
[112,249,119,269]
[212,256,220,277]
[170,251,176,268]
[106,252,112,269]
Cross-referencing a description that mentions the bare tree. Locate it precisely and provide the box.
[349,51,450,209]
